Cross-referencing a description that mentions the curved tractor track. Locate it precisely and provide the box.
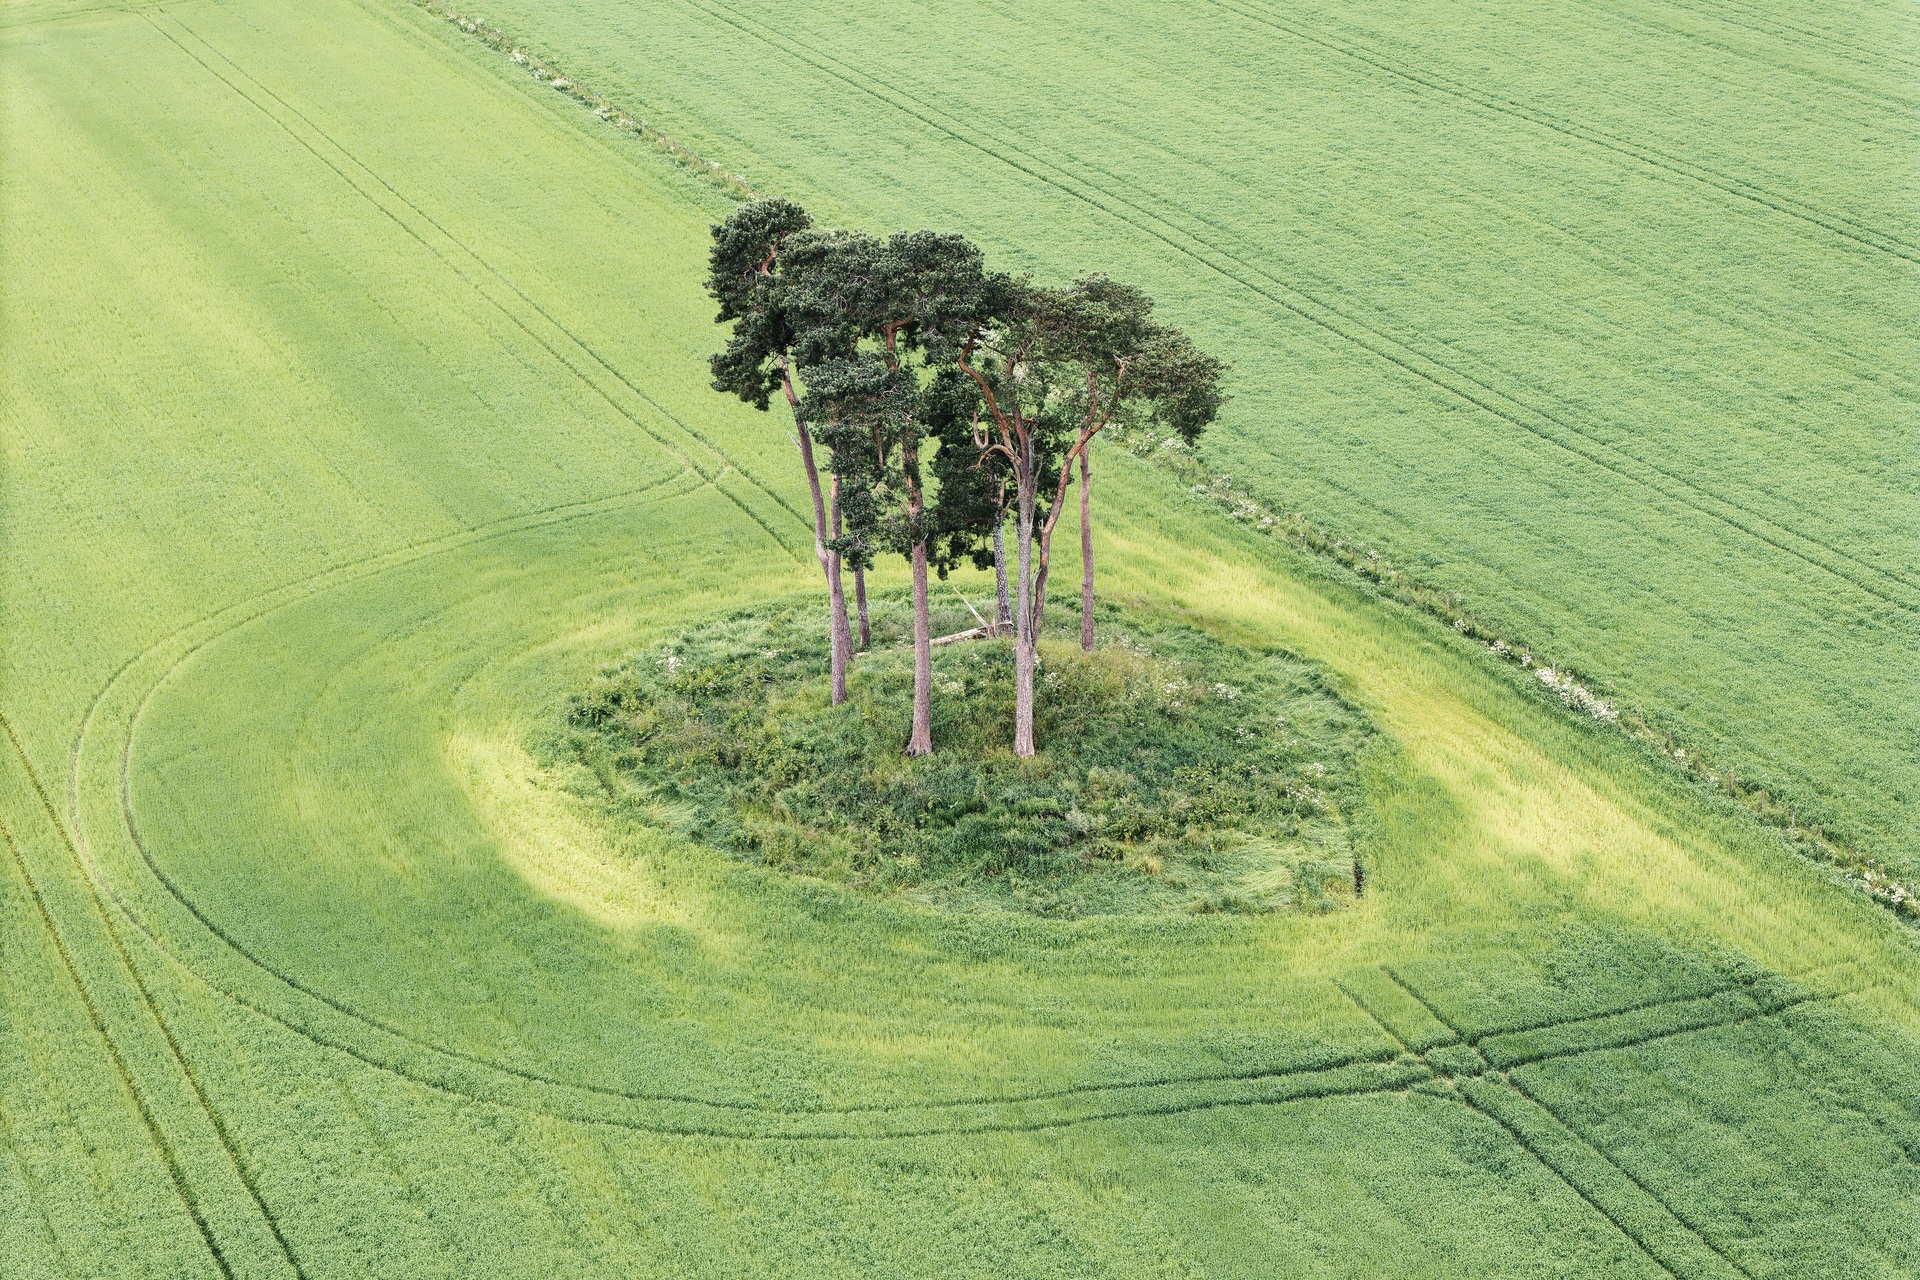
[47,464,1854,1145]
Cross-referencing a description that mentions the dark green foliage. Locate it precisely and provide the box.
[800,353,919,570]
[1031,273,1227,446]
[923,365,1032,577]
[705,197,813,409]
[949,273,1226,476]
[569,599,1374,914]
[788,229,998,556]
[938,272,1225,638]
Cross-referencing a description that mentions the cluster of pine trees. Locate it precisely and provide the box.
[707,198,1225,758]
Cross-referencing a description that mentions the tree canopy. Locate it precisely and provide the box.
[704,198,1226,757]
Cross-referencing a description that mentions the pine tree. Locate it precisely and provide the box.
[704,199,855,704]
[791,230,991,755]
[955,275,1224,756]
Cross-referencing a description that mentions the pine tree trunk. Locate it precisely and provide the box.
[797,414,849,705]
[828,478,858,670]
[907,538,933,756]
[1079,447,1094,652]
[993,515,1011,634]
[1013,479,1037,759]
[904,435,933,756]
[854,566,871,650]
[1031,520,1054,641]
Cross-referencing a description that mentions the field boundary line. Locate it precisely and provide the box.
[673,0,1920,615]
[1209,0,1920,263]
[1,717,304,1279]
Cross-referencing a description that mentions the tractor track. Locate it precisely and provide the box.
[1394,972,1757,1280]
[1566,0,1920,104]
[1647,0,1920,81]
[36,447,1852,1141]
[47,469,1412,1140]
[10,2,1908,1270]
[0,783,238,1279]
[4,718,301,1280]
[672,0,1920,617]
[1504,1071,1757,1278]
[1209,0,1920,258]
[145,6,810,566]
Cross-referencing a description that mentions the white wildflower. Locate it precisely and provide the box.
[1536,666,1618,721]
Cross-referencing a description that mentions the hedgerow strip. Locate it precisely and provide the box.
[413,0,756,200]
[1109,423,1918,921]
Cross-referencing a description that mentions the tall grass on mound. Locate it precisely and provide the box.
[568,600,1374,915]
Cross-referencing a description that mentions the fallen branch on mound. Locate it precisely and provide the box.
[850,625,996,659]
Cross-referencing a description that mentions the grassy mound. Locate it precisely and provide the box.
[567,598,1376,915]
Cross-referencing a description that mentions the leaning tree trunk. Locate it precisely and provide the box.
[1031,512,1057,643]
[796,412,850,705]
[993,514,1012,634]
[1079,447,1094,652]
[1013,477,1038,758]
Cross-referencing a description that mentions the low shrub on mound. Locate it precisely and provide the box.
[568,599,1376,916]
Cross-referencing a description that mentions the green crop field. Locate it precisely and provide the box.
[452,0,1920,876]
[2,0,1916,1275]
